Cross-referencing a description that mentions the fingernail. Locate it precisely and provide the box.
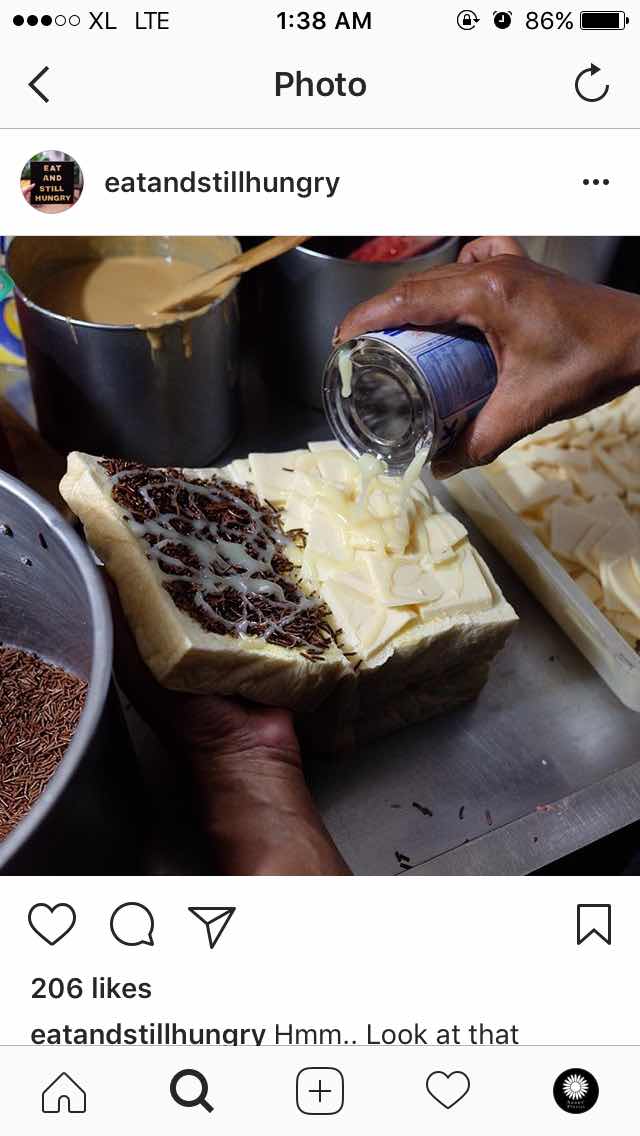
[432,460,462,481]
[332,324,341,347]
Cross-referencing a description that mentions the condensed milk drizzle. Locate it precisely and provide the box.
[103,461,333,655]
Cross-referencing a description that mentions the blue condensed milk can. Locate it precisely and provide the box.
[323,326,497,474]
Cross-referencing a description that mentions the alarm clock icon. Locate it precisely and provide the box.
[494,10,513,28]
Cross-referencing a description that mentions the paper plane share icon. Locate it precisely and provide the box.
[188,906,235,949]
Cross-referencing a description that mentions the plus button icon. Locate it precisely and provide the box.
[296,1068,345,1115]
[310,1078,332,1103]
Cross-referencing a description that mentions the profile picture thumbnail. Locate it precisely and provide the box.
[21,150,84,213]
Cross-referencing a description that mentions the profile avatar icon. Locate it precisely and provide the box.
[553,1067,599,1114]
[21,150,84,213]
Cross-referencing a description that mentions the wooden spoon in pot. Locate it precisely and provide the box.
[154,235,309,316]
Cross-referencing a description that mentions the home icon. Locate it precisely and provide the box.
[42,1072,87,1114]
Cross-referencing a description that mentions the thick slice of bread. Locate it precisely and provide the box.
[60,445,517,726]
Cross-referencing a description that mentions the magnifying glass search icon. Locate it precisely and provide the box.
[170,1068,214,1113]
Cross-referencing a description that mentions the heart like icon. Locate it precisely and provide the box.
[426,1070,471,1110]
[28,902,76,946]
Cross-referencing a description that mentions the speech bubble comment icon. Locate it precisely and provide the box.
[110,902,155,947]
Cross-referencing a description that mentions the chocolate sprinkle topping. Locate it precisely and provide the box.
[0,646,87,841]
[100,459,334,658]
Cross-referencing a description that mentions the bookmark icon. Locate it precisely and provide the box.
[577,904,612,945]
[188,906,235,949]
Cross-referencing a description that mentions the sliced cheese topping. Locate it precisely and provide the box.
[321,578,415,660]
[247,441,506,666]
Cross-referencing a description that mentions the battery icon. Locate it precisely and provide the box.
[580,10,629,28]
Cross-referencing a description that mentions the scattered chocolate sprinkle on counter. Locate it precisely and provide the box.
[20,557,32,568]
[38,533,48,550]
[99,459,335,658]
[0,524,13,538]
[0,646,87,841]
[412,801,433,817]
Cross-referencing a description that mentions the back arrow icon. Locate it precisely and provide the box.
[575,63,609,103]
[28,66,50,103]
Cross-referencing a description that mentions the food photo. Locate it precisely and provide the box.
[1,233,640,875]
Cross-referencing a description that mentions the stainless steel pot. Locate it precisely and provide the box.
[0,470,138,873]
[261,237,460,408]
[8,236,241,466]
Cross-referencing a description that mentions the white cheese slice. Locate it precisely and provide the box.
[306,508,350,562]
[574,520,614,574]
[436,513,468,547]
[224,458,253,486]
[490,465,569,513]
[571,430,597,449]
[582,495,629,522]
[517,445,592,471]
[289,468,328,499]
[280,495,314,534]
[591,517,640,567]
[330,559,374,598]
[600,557,640,619]
[608,443,640,472]
[347,516,386,553]
[593,444,640,491]
[598,432,629,449]
[301,548,349,585]
[315,449,359,491]
[308,440,347,453]
[421,514,461,560]
[248,451,302,504]
[361,553,444,607]
[549,503,595,562]
[321,578,415,660]
[419,549,493,620]
[570,468,623,499]
[367,485,401,520]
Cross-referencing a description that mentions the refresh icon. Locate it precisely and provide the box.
[575,63,610,102]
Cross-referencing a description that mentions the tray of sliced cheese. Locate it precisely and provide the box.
[447,389,640,710]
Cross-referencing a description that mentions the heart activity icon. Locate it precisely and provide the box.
[426,1070,471,1109]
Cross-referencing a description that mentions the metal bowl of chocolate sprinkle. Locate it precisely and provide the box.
[0,469,114,870]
